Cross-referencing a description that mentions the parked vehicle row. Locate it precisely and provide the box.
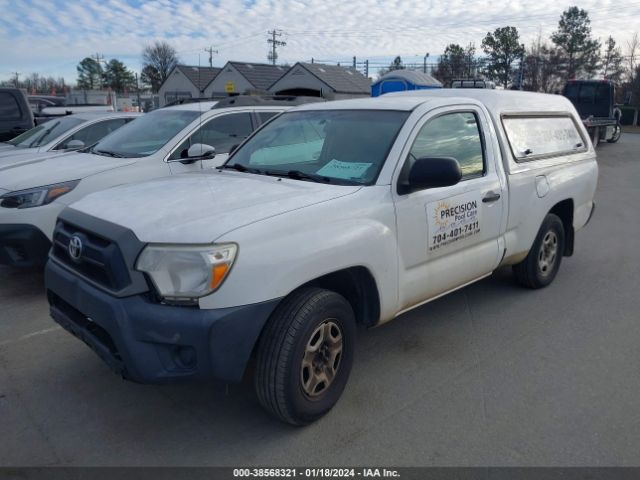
[1,90,598,425]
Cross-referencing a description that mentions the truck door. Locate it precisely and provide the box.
[167,111,255,172]
[393,105,505,312]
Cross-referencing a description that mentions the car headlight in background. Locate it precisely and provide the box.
[136,243,238,302]
[0,180,80,209]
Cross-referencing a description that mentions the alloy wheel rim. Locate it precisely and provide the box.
[300,320,343,398]
[538,231,558,277]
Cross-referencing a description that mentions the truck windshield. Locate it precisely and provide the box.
[7,117,84,148]
[227,110,409,185]
[90,109,200,158]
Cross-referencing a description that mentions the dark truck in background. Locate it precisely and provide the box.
[0,88,34,142]
[563,79,622,146]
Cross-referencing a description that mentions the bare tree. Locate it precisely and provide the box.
[141,41,180,93]
[627,32,639,84]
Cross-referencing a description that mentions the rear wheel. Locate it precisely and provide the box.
[607,123,622,143]
[254,287,355,425]
[513,214,565,289]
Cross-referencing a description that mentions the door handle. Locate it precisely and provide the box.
[482,191,501,203]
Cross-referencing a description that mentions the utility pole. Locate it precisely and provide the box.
[12,72,20,87]
[423,53,429,74]
[135,72,141,112]
[267,29,286,65]
[365,60,369,78]
[204,46,218,68]
[93,53,105,89]
[353,56,356,69]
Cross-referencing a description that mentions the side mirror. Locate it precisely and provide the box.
[406,157,462,193]
[66,139,85,150]
[187,143,216,159]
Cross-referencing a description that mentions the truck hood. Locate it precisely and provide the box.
[0,152,136,192]
[69,170,362,243]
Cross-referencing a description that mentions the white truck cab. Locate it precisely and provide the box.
[45,90,597,425]
[0,96,309,267]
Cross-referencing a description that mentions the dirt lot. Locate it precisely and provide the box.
[1,135,639,466]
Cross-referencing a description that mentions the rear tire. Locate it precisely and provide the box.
[513,214,565,289]
[254,287,355,426]
[607,123,621,143]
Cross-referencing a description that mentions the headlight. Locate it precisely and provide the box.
[136,243,237,302]
[0,180,80,209]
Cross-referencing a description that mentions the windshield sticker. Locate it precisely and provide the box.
[316,159,372,180]
[427,192,482,252]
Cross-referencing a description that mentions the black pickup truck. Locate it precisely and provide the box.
[562,80,621,146]
[0,87,34,142]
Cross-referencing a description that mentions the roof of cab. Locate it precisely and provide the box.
[294,89,576,115]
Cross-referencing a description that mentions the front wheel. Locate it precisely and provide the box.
[513,213,565,289]
[254,287,355,425]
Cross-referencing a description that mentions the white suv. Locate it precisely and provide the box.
[0,97,314,267]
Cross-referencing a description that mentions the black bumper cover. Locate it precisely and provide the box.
[0,224,51,267]
[46,259,280,383]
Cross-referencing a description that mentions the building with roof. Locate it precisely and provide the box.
[207,62,288,97]
[158,65,221,107]
[268,62,371,99]
[371,70,442,97]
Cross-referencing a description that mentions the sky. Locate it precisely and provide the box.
[1,0,639,84]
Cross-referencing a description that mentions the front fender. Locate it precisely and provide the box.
[200,187,399,320]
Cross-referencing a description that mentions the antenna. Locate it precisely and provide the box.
[198,53,204,170]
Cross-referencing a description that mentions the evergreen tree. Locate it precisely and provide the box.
[481,26,525,88]
[551,6,601,80]
[76,57,103,90]
[103,59,136,93]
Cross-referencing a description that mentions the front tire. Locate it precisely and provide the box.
[254,287,356,425]
[513,214,565,289]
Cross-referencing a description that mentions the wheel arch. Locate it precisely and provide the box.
[549,198,574,256]
[299,266,381,328]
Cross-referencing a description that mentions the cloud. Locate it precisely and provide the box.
[0,0,638,82]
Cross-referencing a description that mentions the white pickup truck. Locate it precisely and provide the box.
[45,90,597,425]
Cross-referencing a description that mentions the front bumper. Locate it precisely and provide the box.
[0,224,51,267]
[46,258,280,383]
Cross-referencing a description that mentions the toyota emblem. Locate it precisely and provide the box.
[68,235,83,261]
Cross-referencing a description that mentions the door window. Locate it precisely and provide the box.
[169,112,253,160]
[0,92,21,120]
[405,111,485,182]
[54,118,129,150]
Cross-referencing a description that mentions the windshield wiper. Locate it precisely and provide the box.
[218,163,263,174]
[93,149,125,158]
[283,170,332,183]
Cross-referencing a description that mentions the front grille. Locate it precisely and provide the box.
[52,220,132,291]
